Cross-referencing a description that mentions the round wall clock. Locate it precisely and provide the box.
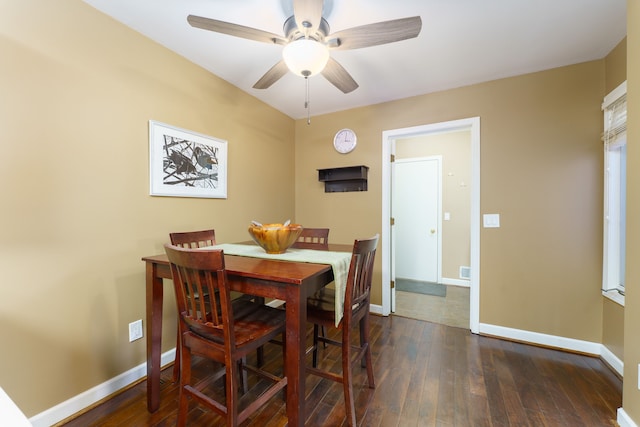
[333,128,357,154]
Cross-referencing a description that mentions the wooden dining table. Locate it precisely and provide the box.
[141,243,351,427]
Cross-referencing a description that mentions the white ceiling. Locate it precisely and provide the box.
[82,0,626,120]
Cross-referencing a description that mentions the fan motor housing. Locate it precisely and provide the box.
[283,16,330,41]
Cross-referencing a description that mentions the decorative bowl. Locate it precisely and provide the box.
[248,222,303,254]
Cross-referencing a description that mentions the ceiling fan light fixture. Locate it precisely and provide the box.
[282,39,329,78]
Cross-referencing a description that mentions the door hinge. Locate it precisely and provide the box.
[390,154,395,163]
[390,217,395,226]
[390,280,395,289]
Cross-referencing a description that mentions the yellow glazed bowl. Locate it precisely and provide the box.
[248,223,303,254]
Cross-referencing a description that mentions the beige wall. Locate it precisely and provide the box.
[606,37,627,94]
[602,298,625,361]
[396,132,471,282]
[623,0,640,422]
[295,60,605,341]
[0,0,295,416]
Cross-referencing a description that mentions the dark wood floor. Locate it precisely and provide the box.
[58,315,622,426]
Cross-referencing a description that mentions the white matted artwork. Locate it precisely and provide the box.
[149,120,227,199]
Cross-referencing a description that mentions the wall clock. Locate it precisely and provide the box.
[333,128,357,154]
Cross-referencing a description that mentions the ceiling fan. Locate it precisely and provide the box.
[187,0,422,94]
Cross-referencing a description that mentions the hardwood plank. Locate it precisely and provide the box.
[478,337,510,425]
[464,334,493,426]
[435,324,457,424]
[58,316,622,427]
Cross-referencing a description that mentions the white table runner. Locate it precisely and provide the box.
[206,243,351,326]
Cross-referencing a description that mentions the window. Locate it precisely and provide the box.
[602,81,627,302]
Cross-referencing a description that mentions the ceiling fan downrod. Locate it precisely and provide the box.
[304,73,311,125]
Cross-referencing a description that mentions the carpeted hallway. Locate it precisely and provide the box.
[394,283,470,329]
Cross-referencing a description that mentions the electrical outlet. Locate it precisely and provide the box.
[129,319,143,342]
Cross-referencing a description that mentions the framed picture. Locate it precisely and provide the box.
[149,120,227,199]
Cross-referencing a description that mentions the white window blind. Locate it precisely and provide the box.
[602,81,627,297]
[602,82,627,147]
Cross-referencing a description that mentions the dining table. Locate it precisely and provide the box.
[141,242,352,427]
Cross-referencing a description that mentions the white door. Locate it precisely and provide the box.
[393,157,441,283]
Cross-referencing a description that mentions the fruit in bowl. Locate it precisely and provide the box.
[248,221,303,254]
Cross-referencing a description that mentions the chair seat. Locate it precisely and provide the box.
[187,300,285,348]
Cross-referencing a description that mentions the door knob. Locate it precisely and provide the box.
[430,229,436,234]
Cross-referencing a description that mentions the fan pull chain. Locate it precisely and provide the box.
[305,76,311,125]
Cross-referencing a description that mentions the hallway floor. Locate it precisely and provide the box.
[394,284,470,329]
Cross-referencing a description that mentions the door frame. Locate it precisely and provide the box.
[381,117,480,333]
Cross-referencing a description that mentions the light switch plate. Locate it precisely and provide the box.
[483,214,500,228]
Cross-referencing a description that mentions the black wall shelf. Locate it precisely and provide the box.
[318,165,369,193]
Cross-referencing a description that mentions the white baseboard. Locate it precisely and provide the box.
[370,303,383,315]
[618,408,639,427]
[29,349,177,427]
[478,323,602,355]
[441,277,470,287]
[266,299,285,308]
[600,344,624,377]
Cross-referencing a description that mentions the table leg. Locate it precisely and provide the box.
[145,261,163,412]
[285,285,306,427]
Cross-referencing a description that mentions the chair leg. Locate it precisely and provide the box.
[281,332,287,400]
[255,296,266,367]
[257,346,265,367]
[173,324,181,383]
[226,358,241,426]
[312,324,320,368]
[342,332,357,427]
[361,315,375,388]
[176,347,191,427]
[359,317,367,369]
[239,358,248,394]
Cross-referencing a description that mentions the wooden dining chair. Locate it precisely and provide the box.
[164,244,288,426]
[291,227,331,344]
[169,229,217,248]
[306,234,379,427]
[291,227,330,249]
[169,229,264,381]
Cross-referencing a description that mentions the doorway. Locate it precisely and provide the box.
[381,117,480,333]
[394,157,441,284]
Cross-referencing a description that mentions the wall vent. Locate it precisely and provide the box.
[459,266,471,280]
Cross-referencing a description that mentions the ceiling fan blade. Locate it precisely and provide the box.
[187,15,287,45]
[328,16,422,50]
[253,60,290,89]
[293,0,324,36]
[321,57,358,94]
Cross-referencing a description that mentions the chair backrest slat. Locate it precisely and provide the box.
[164,244,234,347]
[291,228,330,250]
[170,229,217,248]
[343,235,379,323]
